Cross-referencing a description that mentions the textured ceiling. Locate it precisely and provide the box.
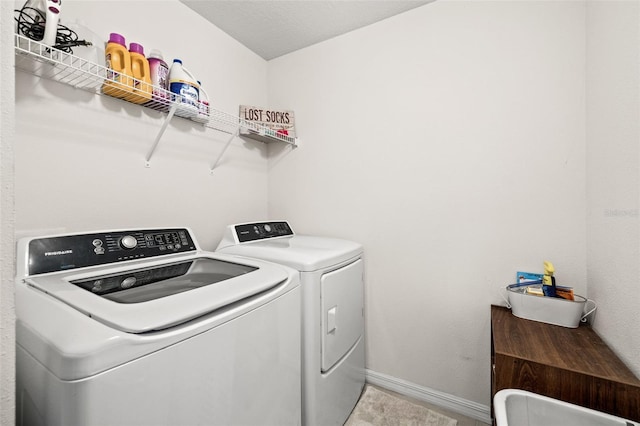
[180,1,433,60]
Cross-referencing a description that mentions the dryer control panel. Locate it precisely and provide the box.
[26,228,197,275]
[234,221,294,243]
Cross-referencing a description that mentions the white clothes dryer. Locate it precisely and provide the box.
[216,221,365,426]
[15,227,301,426]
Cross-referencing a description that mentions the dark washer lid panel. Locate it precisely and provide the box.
[71,258,257,304]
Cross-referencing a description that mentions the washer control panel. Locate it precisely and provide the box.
[27,228,196,275]
[234,221,294,243]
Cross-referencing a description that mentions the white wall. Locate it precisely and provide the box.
[586,1,640,375]
[1,1,17,423]
[267,0,587,406]
[15,0,270,250]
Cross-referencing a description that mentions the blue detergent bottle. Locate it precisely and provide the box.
[168,59,199,118]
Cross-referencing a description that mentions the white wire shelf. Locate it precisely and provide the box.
[13,33,298,171]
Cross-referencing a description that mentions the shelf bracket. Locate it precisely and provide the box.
[145,103,178,167]
[210,128,239,173]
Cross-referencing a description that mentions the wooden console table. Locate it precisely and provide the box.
[491,305,640,422]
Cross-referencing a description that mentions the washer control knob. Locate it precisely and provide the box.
[264,224,272,233]
[120,235,138,250]
[121,277,136,289]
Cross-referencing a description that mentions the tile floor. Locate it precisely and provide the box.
[369,385,492,426]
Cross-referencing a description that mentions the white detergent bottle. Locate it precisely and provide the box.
[193,80,210,123]
[169,59,199,118]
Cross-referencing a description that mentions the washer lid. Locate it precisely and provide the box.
[218,235,362,271]
[23,253,291,333]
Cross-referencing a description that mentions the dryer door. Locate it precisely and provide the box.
[320,258,364,372]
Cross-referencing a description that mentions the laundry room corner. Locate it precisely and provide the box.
[585,0,640,377]
[266,0,587,413]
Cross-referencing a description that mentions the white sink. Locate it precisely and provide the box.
[494,389,637,426]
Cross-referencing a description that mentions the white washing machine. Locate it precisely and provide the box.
[15,227,301,426]
[216,221,365,426]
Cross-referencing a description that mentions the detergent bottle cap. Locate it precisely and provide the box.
[148,49,164,60]
[129,43,145,55]
[173,59,183,65]
[108,33,126,46]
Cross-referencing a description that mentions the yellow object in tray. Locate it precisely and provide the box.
[526,286,544,296]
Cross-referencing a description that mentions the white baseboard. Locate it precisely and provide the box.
[365,369,492,424]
